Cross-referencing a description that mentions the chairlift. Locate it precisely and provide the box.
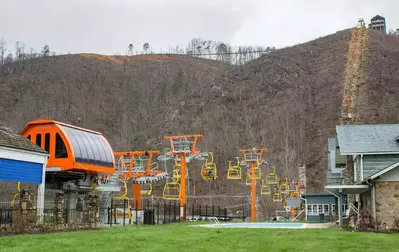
[266,167,278,185]
[141,184,152,196]
[280,177,289,194]
[172,169,181,182]
[245,173,252,185]
[10,182,36,209]
[163,181,181,200]
[260,180,271,195]
[201,152,217,180]
[113,181,131,218]
[272,188,283,202]
[247,166,262,180]
[227,157,242,180]
[288,182,299,192]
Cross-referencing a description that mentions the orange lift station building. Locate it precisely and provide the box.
[21,119,116,188]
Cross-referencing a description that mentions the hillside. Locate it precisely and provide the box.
[178,29,352,192]
[162,29,399,193]
[0,53,228,150]
[1,29,399,208]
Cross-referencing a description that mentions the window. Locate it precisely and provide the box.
[55,133,68,158]
[312,205,317,215]
[342,204,348,213]
[332,204,348,216]
[36,134,42,147]
[318,205,323,214]
[324,205,329,214]
[27,135,31,140]
[44,133,50,153]
[307,204,329,215]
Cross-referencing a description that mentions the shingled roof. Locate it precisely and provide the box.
[0,123,47,154]
[336,124,399,155]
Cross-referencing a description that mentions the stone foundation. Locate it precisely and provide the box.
[375,181,399,227]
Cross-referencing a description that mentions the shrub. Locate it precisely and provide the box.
[391,216,399,233]
[355,210,380,232]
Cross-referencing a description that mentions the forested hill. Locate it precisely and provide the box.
[1,29,399,195]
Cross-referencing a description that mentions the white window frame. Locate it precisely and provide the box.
[332,204,348,215]
[306,204,329,216]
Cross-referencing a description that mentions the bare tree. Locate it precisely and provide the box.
[143,43,150,54]
[128,44,134,56]
[28,47,38,59]
[0,39,6,65]
[4,53,13,64]
[42,45,50,57]
[388,29,399,38]
[15,41,24,61]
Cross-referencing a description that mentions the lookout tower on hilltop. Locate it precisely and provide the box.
[368,15,386,34]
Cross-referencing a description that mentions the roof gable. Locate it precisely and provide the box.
[0,123,47,154]
[371,15,385,21]
[363,160,399,181]
[336,124,399,155]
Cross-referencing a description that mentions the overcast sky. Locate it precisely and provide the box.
[1,0,398,55]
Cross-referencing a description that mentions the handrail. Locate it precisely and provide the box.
[292,209,305,222]
[209,216,221,226]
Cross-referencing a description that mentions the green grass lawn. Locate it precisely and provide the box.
[1,223,399,252]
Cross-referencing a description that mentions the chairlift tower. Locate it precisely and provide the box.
[358,18,365,28]
[159,134,209,222]
[239,148,268,222]
[113,150,167,220]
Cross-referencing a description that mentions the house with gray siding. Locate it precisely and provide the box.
[324,124,399,226]
[302,193,348,222]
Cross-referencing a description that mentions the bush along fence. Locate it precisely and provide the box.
[0,190,100,235]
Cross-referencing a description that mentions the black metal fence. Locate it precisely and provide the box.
[0,201,249,232]
[0,208,12,227]
[103,200,249,226]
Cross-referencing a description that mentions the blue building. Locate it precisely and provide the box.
[0,123,48,214]
[302,193,348,222]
